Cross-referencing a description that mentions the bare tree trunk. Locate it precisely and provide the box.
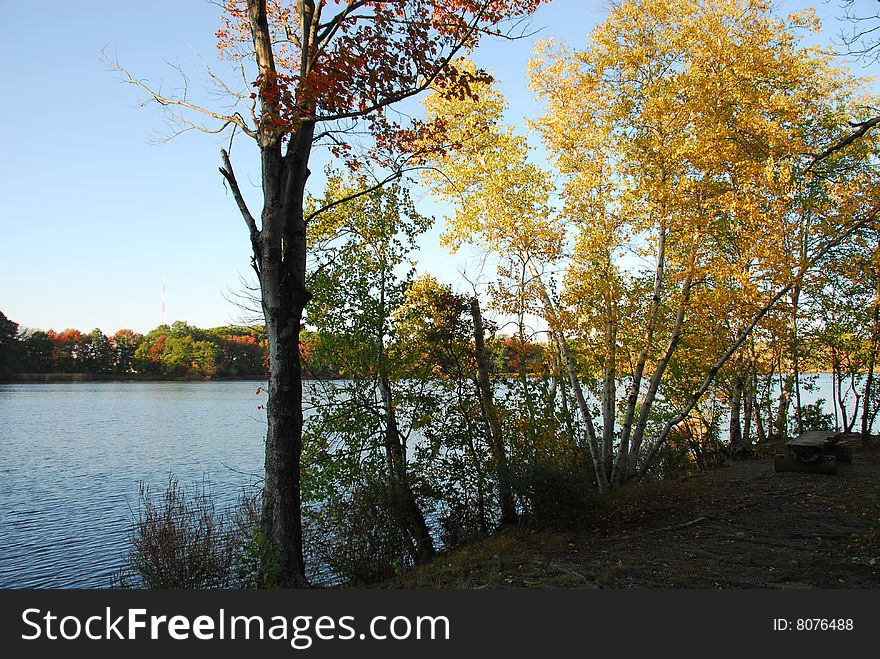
[470,297,516,526]
[215,0,319,588]
[260,293,308,585]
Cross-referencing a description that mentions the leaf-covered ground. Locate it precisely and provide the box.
[379,442,880,588]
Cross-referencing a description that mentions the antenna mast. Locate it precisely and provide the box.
[161,275,167,326]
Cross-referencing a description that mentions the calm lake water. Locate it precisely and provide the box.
[0,374,859,588]
[0,381,269,588]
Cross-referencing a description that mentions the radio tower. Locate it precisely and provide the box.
[161,275,167,326]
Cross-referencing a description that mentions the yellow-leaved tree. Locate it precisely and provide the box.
[529,0,880,487]
[421,60,612,488]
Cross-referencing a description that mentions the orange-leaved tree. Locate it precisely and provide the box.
[111,0,546,587]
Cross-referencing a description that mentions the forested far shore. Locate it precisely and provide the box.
[0,310,552,381]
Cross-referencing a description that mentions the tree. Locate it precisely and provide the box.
[19,329,54,373]
[806,227,880,438]
[112,329,143,374]
[392,273,529,533]
[529,0,880,486]
[113,0,547,586]
[421,60,589,487]
[304,177,436,565]
[134,326,169,375]
[0,311,20,375]
[84,328,114,374]
[50,329,87,373]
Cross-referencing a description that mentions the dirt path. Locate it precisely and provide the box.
[383,442,880,588]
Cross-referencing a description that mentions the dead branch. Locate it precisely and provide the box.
[618,516,710,541]
[219,149,261,252]
[104,49,257,140]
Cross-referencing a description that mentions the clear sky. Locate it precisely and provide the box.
[0,0,867,334]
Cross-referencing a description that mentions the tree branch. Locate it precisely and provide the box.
[104,51,258,140]
[305,168,404,223]
[811,115,880,166]
[312,3,490,124]
[220,149,261,253]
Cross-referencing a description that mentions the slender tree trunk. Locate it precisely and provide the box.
[470,297,516,526]
[790,288,803,435]
[613,227,667,486]
[743,340,757,449]
[862,265,880,447]
[729,375,743,453]
[773,347,793,441]
[626,272,694,479]
[840,372,860,432]
[742,376,753,448]
[375,262,434,563]
[832,365,841,431]
[378,374,436,563]
[634,256,847,482]
[524,259,607,491]
[452,370,490,534]
[600,288,617,483]
[553,335,579,456]
[749,338,768,444]
[833,361,856,432]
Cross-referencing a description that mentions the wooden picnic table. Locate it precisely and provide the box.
[773,430,853,475]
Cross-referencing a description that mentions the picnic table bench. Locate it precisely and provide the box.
[773,430,854,475]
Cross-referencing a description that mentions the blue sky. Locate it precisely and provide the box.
[0,0,867,334]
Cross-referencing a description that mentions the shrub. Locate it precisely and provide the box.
[307,477,409,585]
[437,498,489,549]
[796,399,835,433]
[115,477,256,589]
[511,461,593,529]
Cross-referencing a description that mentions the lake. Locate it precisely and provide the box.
[0,381,268,588]
[0,374,861,588]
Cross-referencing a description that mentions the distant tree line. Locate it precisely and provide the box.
[0,311,549,381]
[0,314,265,379]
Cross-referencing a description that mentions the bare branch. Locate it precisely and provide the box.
[104,50,258,140]
[219,149,261,253]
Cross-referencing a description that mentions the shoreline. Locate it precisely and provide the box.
[0,373,270,384]
[0,371,844,384]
